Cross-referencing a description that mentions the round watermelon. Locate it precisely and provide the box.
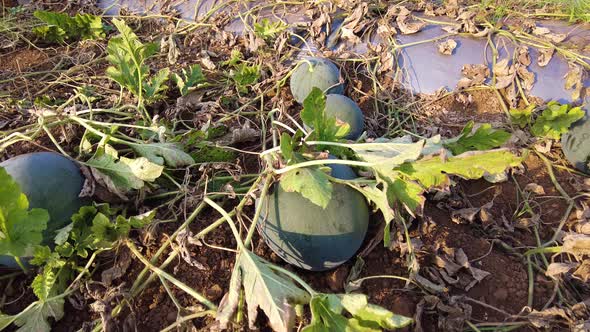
[0,152,88,268]
[259,163,368,271]
[290,57,344,104]
[562,112,590,174]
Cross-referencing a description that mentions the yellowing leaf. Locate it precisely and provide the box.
[397,149,523,188]
[86,150,163,195]
[280,167,333,208]
[530,101,585,140]
[130,142,194,167]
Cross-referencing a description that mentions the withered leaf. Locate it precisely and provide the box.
[438,39,457,55]
[442,25,460,34]
[564,63,585,101]
[532,26,567,43]
[537,48,554,67]
[518,46,531,66]
[562,234,590,259]
[457,64,489,89]
[545,262,578,278]
[516,64,535,91]
[524,183,545,195]
[396,6,426,34]
[573,260,590,282]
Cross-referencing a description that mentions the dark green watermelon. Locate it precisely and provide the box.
[562,112,590,173]
[259,164,368,271]
[290,57,344,104]
[0,152,88,268]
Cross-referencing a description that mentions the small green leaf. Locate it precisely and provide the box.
[173,64,206,96]
[280,167,333,208]
[253,18,288,41]
[232,63,260,93]
[509,104,536,128]
[106,18,164,102]
[302,294,412,332]
[32,268,58,300]
[144,67,170,102]
[280,132,295,163]
[0,167,49,259]
[444,121,511,155]
[530,101,585,140]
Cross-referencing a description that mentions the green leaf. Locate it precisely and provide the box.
[232,63,260,93]
[86,149,164,193]
[222,49,243,67]
[144,67,170,102]
[0,311,16,330]
[444,121,511,155]
[280,132,295,163]
[106,18,162,102]
[91,213,129,247]
[397,149,523,188]
[303,295,350,332]
[129,142,194,167]
[340,294,413,330]
[509,104,536,128]
[301,88,350,142]
[386,176,425,215]
[254,18,288,41]
[32,268,58,300]
[128,210,156,228]
[347,183,394,226]
[530,101,585,139]
[172,64,206,96]
[280,166,333,208]
[66,206,98,258]
[216,250,310,332]
[32,10,104,43]
[13,297,64,332]
[0,167,49,258]
[302,294,412,332]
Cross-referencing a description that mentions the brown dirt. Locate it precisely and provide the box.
[0,49,50,72]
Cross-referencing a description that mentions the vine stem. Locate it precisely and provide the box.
[126,240,217,310]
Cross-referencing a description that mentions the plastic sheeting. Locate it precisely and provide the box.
[98,1,589,104]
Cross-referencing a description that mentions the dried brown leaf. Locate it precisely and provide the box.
[397,7,426,34]
[518,46,531,66]
[438,39,457,55]
[562,234,590,259]
[573,260,590,282]
[537,48,554,67]
[564,63,585,101]
[524,183,545,195]
[545,262,578,278]
[517,64,535,91]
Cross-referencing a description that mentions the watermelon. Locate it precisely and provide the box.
[290,57,344,104]
[0,152,88,268]
[259,164,368,271]
[562,112,590,173]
